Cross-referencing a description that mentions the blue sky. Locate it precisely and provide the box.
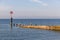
[0,0,60,19]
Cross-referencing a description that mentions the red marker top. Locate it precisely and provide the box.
[10,11,13,14]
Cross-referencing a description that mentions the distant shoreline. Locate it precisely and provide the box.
[0,18,60,20]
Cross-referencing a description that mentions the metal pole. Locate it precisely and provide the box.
[10,17,13,29]
[10,11,13,29]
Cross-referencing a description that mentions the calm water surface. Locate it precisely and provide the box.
[0,19,60,40]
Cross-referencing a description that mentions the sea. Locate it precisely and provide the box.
[0,19,60,40]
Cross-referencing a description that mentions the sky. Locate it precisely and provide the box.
[0,0,60,19]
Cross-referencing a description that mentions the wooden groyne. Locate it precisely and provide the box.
[17,24,60,31]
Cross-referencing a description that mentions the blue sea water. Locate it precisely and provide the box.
[0,19,60,40]
[1,19,60,25]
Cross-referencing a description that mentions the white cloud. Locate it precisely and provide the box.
[42,3,48,6]
[30,0,48,6]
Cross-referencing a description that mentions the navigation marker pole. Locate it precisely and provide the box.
[10,11,13,29]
